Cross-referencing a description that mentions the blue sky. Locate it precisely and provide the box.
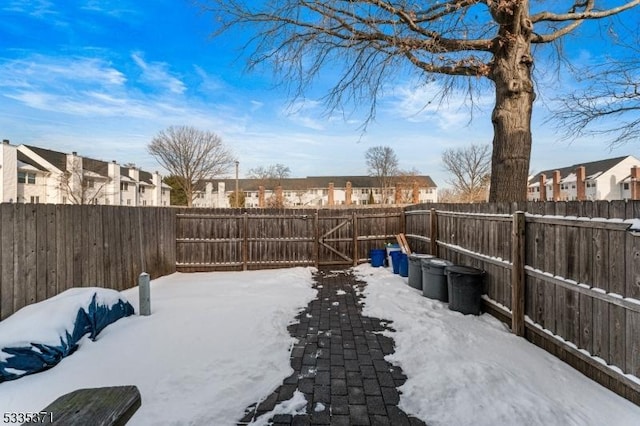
[1,1,638,188]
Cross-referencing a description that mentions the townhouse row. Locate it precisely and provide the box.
[194,175,439,208]
[0,140,171,206]
[527,155,640,202]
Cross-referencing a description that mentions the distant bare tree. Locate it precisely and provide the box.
[201,0,640,202]
[365,146,399,204]
[394,168,426,204]
[148,125,235,207]
[552,31,640,147]
[442,144,491,203]
[59,156,110,205]
[437,188,459,204]
[247,163,291,187]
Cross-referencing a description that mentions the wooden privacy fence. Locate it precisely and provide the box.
[0,203,176,320]
[405,201,640,405]
[175,207,404,271]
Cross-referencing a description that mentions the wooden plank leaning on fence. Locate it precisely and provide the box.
[396,233,412,254]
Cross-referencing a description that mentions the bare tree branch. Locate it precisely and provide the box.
[200,0,640,202]
[148,125,235,207]
[365,145,399,204]
[442,144,491,203]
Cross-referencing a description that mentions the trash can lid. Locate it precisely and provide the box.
[422,258,453,268]
[409,253,434,260]
[445,265,484,275]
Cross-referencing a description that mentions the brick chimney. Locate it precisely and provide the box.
[258,186,265,208]
[576,166,586,201]
[345,181,352,205]
[539,174,546,201]
[328,182,334,206]
[632,166,640,200]
[552,170,561,201]
[276,185,283,206]
[412,181,419,204]
[394,184,402,204]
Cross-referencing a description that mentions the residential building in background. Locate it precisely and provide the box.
[194,175,438,208]
[0,139,171,206]
[527,155,640,201]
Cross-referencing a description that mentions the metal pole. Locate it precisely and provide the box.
[235,160,239,208]
[139,272,151,316]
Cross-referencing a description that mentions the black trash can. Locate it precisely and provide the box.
[421,258,453,301]
[408,254,434,290]
[446,265,485,315]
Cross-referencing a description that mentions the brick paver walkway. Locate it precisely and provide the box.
[238,268,426,426]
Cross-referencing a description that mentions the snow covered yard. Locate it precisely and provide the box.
[1,265,639,425]
[355,264,640,426]
[0,268,317,425]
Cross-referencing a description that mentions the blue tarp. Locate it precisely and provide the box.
[0,292,134,382]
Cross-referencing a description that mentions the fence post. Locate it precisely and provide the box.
[314,212,319,269]
[138,272,151,316]
[511,211,526,336]
[352,211,358,267]
[430,208,438,257]
[242,212,248,271]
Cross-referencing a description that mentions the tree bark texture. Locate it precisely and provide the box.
[488,1,535,203]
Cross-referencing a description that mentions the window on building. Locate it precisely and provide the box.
[93,198,98,205]
[30,196,40,203]
[322,189,328,196]
[120,182,129,191]
[143,200,147,206]
[139,186,145,193]
[624,183,630,190]
[87,179,94,188]
[126,199,131,205]
[18,172,36,184]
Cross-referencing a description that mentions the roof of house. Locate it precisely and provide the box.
[23,145,68,172]
[528,156,633,184]
[83,158,109,178]
[17,151,49,171]
[139,170,154,185]
[207,175,437,191]
[21,144,158,184]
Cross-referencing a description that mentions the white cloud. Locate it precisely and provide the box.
[385,82,492,130]
[3,0,56,18]
[0,55,126,89]
[131,52,186,94]
[281,100,327,130]
[250,100,264,111]
[80,0,139,19]
[194,65,225,93]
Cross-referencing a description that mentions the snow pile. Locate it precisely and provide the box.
[0,268,316,425]
[0,288,133,382]
[355,264,640,426]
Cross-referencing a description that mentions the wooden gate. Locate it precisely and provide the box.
[317,214,355,266]
[176,208,403,271]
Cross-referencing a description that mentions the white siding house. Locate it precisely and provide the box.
[193,175,438,208]
[527,155,640,201]
[0,140,171,206]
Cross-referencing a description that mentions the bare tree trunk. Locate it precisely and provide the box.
[488,1,535,203]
